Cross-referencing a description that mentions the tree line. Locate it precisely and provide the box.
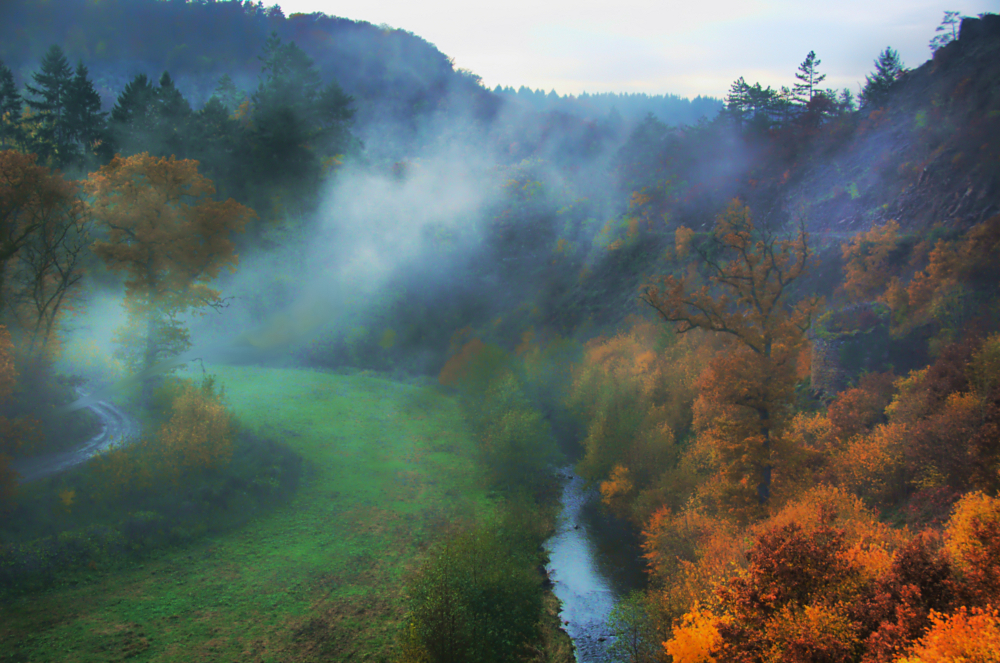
[0,35,357,220]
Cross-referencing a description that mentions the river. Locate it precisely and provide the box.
[545,465,647,663]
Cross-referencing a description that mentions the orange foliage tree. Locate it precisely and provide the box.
[884,214,1000,348]
[897,606,1000,663]
[641,200,819,512]
[85,154,254,396]
[0,150,89,358]
[840,219,901,301]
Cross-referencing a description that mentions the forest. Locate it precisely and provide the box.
[1,1,1000,662]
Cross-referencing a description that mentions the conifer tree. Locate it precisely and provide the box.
[65,61,107,168]
[211,73,246,114]
[0,60,22,150]
[24,45,75,165]
[930,11,963,52]
[154,71,192,157]
[108,72,192,158]
[860,47,906,109]
[837,88,856,113]
[793,51,826,105]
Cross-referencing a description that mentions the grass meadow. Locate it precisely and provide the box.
[1,366,499,662]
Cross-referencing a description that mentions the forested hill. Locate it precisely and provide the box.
[0,0,720,132]
[612,13,1000,240]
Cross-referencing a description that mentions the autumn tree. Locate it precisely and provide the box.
[0,324,19,505]
[0,325,40,508]
[641,201,819,513]
[840,219,901,302]
[1,150,87,330]
[85,153,254,400]
[7,189,91,359]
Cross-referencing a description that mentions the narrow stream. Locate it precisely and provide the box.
[545,465,646,662]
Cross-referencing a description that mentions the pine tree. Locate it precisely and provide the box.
[860,47,906,109]
[838,88,856,113]
[211,73,245,114]
[65,61,107,168]
[793,51,826,105]
[24,45,75,165]
[250,33,355,198]
[108,72,192,158]
[155,71,192,157]
[0,60,22,150]
[725,77,751,125]
[930,11,963,53]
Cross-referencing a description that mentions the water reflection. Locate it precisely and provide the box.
[545,465,646,662]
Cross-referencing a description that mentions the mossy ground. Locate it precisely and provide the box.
[1,366,496,662]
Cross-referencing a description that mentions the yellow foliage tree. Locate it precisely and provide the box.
[85,154,254,398]
[664,605,724,663]
[158,380,233,478]
[896,606,1000,663]
[91,378,233,497]
[642,200,819,512]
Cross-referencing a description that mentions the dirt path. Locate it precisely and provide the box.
[11,392,140,483]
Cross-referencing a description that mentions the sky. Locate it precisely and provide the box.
[276,0,996,99]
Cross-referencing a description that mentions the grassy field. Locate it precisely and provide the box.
[0,366,498,662]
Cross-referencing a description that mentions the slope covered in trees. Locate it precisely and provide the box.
[0,0,721,152]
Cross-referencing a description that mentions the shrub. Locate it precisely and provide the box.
[402,516,543,663]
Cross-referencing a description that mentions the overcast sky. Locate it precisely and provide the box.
[277,0,995,98]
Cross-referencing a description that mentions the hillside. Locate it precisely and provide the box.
[0,0,720,156]
[539,14,1000,332]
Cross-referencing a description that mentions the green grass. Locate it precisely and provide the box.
[1,366,493,662]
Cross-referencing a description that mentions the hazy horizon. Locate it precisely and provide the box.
[279,0,996,98]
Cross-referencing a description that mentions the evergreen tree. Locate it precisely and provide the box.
[24,45,75,165]
[212,73,246,114]
[188,95,247,202]
[860,47,906,109]
[249,33,355,204]
[930,11,963,52]
[838,88,856,113]
[793,51,826,105]
[108,73,157,156]
[725,77,751,125]
[65,61,107,168]
[154,71,192,157]
[108,72,192,158]
[0,60,22,150]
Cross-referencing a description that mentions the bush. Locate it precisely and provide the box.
[441,338,560,490]
[0,428,301,593]
[401,512,544,663]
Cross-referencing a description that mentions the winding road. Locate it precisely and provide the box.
[11,391,140,483]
